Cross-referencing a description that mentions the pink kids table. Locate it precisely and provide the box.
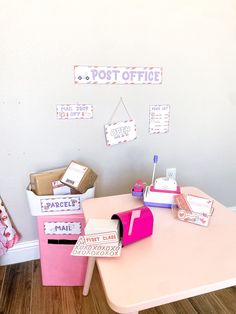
[82,187,236,314]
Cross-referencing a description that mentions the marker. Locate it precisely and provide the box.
[151,155,158,185]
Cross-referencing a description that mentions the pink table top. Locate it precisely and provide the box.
[82,187,236,313]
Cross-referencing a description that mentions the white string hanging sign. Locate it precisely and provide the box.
[104,98,137,146]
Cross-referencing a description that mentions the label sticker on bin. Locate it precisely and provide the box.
[44,222,82,235]
[40,197,80,212]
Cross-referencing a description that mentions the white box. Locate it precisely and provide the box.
[26,185,95,216]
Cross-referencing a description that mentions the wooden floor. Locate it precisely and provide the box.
[0,260,236,314]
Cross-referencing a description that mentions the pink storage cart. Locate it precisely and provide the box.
[37,214,87,286]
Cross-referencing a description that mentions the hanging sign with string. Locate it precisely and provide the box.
[104,98,137,146]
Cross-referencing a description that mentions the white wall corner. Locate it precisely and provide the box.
[0,240,39,266]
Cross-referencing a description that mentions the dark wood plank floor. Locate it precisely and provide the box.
[0,260,236,313]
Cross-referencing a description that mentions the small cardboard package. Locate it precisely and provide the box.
[60,161,97,194]
[30,167,68,196]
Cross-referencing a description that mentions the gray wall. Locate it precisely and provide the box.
[1,0,236,242]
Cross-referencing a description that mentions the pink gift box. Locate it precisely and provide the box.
[37,214,88,286]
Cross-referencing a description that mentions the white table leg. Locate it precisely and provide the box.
[83,257,96,296]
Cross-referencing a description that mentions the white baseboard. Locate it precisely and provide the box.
[0,240,39,266]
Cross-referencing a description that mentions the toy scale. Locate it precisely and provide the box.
[132,155,181,208]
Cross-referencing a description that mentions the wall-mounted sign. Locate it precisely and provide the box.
[104,98,137,146]
[44,222,81,235]
[40,197,81,212]
[56,104,93,119]
[104,119,137,146]
[74,65,162,85]
[149,105,170,134]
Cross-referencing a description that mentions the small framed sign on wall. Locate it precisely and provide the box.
[56,104,93,119]
[149,104,170,134]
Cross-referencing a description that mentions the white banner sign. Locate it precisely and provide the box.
[104,119,137,146]
[40,197,81,212]
[71,236,122,257]
[56,104,93,119]
[149,105,170,134]
[74,65,162,85]
[44,222,81,235]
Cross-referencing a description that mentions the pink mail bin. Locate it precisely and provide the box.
[111,206,154,246]
[37,214,87,286]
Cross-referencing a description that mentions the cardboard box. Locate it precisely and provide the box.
[60,161,97,194]
[30,167,68,196]
[26,185,95,216]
